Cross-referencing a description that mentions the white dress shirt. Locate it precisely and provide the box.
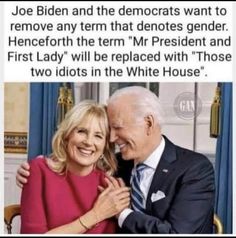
[118,136,165,227]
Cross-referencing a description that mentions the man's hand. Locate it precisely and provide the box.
[16,162,30,188]
[98,176,127,196]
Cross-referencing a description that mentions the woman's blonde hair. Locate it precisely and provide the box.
[47,100,117,175]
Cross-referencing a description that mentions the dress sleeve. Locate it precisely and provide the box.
[20,159,48,233]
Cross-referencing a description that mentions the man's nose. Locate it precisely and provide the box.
[110,129,117,143]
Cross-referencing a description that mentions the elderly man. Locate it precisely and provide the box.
[16,86,215,234]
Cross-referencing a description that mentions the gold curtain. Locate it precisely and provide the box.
[57,83,74,128]
[210,84,221,138]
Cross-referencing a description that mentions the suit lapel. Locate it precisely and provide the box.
[116,153,134,186]
[146,136,177,213]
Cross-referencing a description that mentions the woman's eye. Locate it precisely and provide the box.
[95,134,103,139]
[77,128,86,133]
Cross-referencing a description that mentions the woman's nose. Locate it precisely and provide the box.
[83,134,93,145]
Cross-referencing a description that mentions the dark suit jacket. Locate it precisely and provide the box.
[116,136,215,234]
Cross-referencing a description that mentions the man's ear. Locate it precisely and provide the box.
[144,115,154,135]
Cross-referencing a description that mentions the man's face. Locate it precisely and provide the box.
[107,99,149,163]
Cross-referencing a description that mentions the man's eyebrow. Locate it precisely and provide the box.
[111,123,123,128]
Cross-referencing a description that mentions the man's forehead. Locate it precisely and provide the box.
[107,106,122,120]
[108,103,130,117]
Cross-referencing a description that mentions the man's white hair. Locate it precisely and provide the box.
[108,86,165,126]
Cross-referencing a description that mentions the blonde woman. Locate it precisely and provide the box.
[20,100,130,234]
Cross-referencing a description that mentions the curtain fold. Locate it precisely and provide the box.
[28,83,61,160]
[214,83,232,233]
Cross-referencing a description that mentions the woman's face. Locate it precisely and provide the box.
[66,117,106,176]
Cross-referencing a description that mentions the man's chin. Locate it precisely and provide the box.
[120,152,133,161]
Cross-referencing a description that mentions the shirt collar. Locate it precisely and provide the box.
[143,136,165,170]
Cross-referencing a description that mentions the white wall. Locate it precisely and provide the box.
[4,154,26,233]
[160,82,217,165]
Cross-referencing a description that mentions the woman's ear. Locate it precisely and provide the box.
[144,115,154,135]
[64,137,69,148]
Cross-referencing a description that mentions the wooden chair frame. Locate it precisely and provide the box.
[4,204,21,234]
[4,204,223,234]
[213,213,223,234]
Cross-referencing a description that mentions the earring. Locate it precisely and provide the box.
[99,154,104,160]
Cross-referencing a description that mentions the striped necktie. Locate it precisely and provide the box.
[131,163,146,212]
